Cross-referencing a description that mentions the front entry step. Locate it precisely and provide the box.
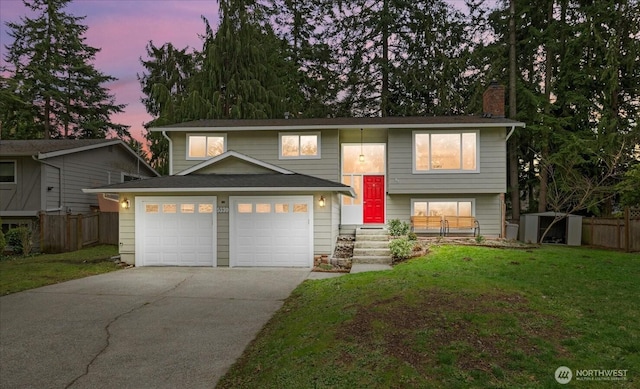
[351,227,392,265]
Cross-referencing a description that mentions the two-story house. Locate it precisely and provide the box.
[1,139,158,235]
[84,85,525,267]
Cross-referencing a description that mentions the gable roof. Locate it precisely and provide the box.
[0,139,160,176]
[177,150,294,175]
[151,116,525,132]
[82,173,355,197]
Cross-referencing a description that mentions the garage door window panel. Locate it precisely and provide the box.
[199,204,214,213]
[238,203,252,213]
[256,204,271,213]
[146,204,159,213]
[294,204,308,213]
[275,203,289,213]
[163,204,176,213]
[181,204,195,213]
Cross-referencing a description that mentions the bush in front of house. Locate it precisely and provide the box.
[6,226,33,256]
[387,219,410,237]
[389,237,414,260]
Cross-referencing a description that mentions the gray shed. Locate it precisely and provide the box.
[519,212,583,246]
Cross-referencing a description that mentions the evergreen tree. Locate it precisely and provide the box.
[472,0,640,216]
[317,0,471,116]
[194,0,300,119]
[138,42,197,174]
[3,0,128,139]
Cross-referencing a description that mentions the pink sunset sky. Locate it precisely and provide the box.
[1,0,477,148]
[0,0,220,145]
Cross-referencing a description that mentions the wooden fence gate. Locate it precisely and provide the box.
[581,207,640,252]
[40,212,118,253]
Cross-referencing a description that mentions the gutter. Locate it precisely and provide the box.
[162,130,173,175]
[32,155,64,212]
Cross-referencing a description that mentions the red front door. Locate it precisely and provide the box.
[363,175,385,224]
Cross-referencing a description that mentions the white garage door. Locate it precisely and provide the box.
[135,196,216,266]
[230,196,313,267]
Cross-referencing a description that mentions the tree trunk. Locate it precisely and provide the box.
[381,0,389,117]
[508,0,520,221]
[44,96,52,139]
[538,1,554,212]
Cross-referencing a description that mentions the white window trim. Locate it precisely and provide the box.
[411,198,476,217]
[186,133,227,160]
[278,132,321,159]
[412,130,480,174]
[0,160,17,184]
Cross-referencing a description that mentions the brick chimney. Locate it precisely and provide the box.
[482,82,505,118]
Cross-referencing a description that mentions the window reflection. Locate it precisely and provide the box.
[413,201,473,217]
[414,132,477,171]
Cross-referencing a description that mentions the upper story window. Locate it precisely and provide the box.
[0,161,16,184]
[279,132,320,159]
[413,130,478,173]
[187,134,226,160]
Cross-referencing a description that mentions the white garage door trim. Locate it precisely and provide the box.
[135,196,217,267]
[229,195,313,267]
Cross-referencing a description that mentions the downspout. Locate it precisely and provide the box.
[32,155,64,212]
[504,124,518,237]
[506,124,517,141]
[162,130,173,175]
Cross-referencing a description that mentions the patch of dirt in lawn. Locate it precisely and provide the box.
[337,290,571,373]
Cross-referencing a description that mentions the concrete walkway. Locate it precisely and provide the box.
[0,267,309,389]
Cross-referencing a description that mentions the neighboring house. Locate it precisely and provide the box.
[0,139,159,234]
[84,85,525,268]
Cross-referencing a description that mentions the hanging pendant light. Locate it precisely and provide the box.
[359,128,365,163]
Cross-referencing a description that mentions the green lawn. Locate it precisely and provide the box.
[218,245,640,388]
[0,245,121,295]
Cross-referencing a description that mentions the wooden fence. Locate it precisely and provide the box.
[39,212,118,253]
[581,208,640,252]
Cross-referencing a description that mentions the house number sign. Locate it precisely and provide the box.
[217,207,229,213]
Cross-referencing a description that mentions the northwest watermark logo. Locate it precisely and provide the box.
[555,366,629,384]
[555,366,572,384]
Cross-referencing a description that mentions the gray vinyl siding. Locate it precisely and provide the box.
[0,157,41,213]
[171,130,340,181]
[49,146,156,215]
[44,164,61,210]
[387,127,507,194]
[217,194,230,266]
[2,146,155,217]
[119,200,135,261]
[196,158,277,174]
[386,193,503,237]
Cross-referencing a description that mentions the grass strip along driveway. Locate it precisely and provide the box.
[218,245,639,388]
[0,245,120,295]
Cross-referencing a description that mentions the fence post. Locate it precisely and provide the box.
[39,212,45,253]
[625,207,630,253]
[65,214,70,252]
[76,214,83,251]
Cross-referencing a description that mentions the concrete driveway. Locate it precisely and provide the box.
[0,267,310,389]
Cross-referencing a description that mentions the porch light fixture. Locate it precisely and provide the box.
[318,196,326,207]
[120,199,130,209]
[359,128,365,163]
